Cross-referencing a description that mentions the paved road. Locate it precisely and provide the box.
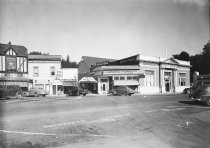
[0,94,210,148]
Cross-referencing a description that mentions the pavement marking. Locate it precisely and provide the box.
[177,121,193,128]
[0,130,56,136]
[145,109,159,113]
[161,108,186,112]
[145,108,185,113]
[43,113,131,129]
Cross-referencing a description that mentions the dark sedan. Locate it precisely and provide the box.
[67,87,88,96]
[109,86,135,96]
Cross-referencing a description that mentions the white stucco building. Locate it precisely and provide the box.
[28,55,62,95]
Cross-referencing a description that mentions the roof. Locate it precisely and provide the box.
[0,42,28,56]
[93,65,140,72]
[140,55,190,67]
[28,55,61,61]
[81,56,116,68]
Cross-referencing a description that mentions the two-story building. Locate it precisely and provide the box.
[0,42,29,90]
[28,55,62,95]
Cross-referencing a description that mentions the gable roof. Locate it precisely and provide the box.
[28,55,61,61]
[81,56,116,68]
[0,42,28,56]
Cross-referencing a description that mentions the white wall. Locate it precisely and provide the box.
[60,68,78,81]
[28,61,61,94]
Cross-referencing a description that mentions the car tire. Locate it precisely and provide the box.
[16,92,22,99]
[83,94,86,96]
[34,92,39,97]
[128,94,131,96]
[205,98,210,106]
[123,92,127,96]
[42,94,46,97]
[187,90,191,94]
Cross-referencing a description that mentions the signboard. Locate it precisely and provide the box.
[56,70,63,79]
[161,64,177,69]
[103,70,141,75]
[6,56,17,72]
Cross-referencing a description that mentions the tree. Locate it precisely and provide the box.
[61,55,79,68]
[173,51,190,61]
[201,42,210,74]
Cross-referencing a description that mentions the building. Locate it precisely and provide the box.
[78,56,116,93]
[91,54,190,94]
[56,68,78,94]
[28,55,62,95]
[0,42,29,90]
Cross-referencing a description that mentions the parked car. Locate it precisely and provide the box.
[188,84,210,106]
[0,85,23,99]
[183,85,199,94]
[67,86,88,96]
[109,86,135,96]
[23,87,48,97]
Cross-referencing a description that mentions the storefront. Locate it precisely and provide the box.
[0,42,29,90]
[79,77,98,93]
[93,65,144,94]
[92,54,190,94]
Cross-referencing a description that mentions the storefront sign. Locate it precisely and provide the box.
[6,56,16,72]
[103,70,141,75]
[161,64,177,69]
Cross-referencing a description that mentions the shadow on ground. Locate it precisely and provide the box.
[179,101,203,106]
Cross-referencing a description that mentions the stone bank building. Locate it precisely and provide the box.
[79,54,190,94]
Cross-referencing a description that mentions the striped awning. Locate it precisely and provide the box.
[79,77,97,83]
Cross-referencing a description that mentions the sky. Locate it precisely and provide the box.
[0,0,209,62]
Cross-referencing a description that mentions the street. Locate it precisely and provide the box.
[0,94,210,148]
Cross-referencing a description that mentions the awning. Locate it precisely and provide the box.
[79,77,97,83]
[63,81,78,86]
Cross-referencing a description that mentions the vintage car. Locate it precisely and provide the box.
[67,86,88,96]
[109,86,135,96]
[183,85,199,94]
[188,84,210,106]
[0,85,23,99]
[23,87,48,97]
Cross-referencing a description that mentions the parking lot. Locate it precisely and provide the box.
[0,94,210,148]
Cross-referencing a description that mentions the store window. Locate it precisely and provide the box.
[127,76,132,80]
[114,77,119,80]
[50,66,55,76]
[179,73,186,86]
[33,66,39,77]
[101,79,108,82]
[145,70,155,87]
[120,76,125,80]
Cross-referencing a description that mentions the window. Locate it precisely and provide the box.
[127,76,132,80]
[50,66,55,76]
[145,70,155,87]
[179,73,186,86]
[114,77,119,80]
[120,76,125,80]
[133,76,138,80]
[101,79,108,82]
[33,67,39,77]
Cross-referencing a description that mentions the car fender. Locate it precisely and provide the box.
[201,95,210,101]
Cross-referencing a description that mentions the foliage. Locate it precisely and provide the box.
[173,51,190,61]
[29,51,49,55]
[61,54,78,68]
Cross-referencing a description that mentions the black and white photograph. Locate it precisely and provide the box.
[0,0,210,147]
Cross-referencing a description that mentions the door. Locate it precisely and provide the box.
[102,83,106,92]
[53,85,56,95]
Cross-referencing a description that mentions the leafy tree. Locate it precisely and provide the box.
[173,51,190,61]
[61,55,78,68]
[201,42,210,74]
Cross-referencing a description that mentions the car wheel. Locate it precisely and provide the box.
[34,92,39,97]
[128,94,131,96]
[123,92,127,96]
[83,94,86,96]
[205,98,210,106]
[16,92,22,99]
[42,94,46,97]
[187,90,191,94]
